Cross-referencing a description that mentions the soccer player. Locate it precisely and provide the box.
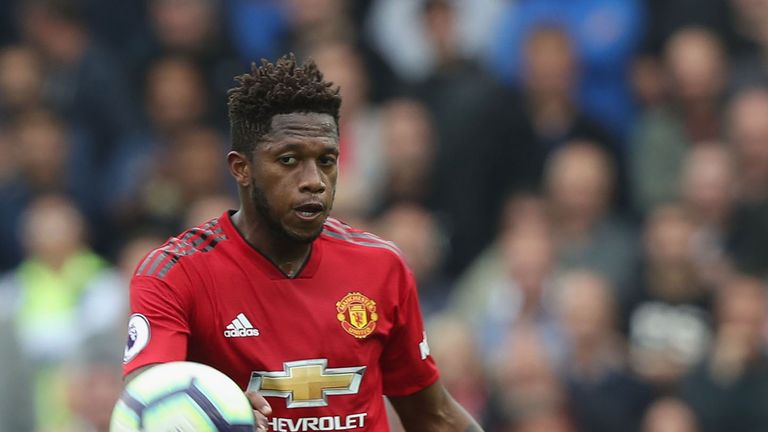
[122,54,483,432]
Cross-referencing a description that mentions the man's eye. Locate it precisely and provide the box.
[319,156,337,166]
[279,156,297,165]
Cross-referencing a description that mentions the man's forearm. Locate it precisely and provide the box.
[390,381,485,431]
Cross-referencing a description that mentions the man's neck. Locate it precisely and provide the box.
[231,209,312,278]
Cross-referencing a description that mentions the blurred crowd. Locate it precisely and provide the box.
[1,0,768,431]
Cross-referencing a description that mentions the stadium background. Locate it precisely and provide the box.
[1,0,768,431]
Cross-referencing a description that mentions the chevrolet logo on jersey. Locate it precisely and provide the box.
[248,359,366,408]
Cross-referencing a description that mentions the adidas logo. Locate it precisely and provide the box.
[224,313,260,338]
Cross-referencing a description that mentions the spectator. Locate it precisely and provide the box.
[284,0,398,103]
[556,270,651,432]
[129,0,241,126]
[410,0,515,279]
[0,195,122,430]
[727,0,768,89]
[116,126,229,237]
[630,52,669,111]
[20,0,138,178]
[0,44,45,118]
[726,86,768,204]
[106,56,213,228]
[450,204,562,365]
[723,86,768,277]
[367,0,503,83]
[679,142,737,286]
[488,0,645,137]
[184,193,238,228]
[630,27,728,214]
[511,25,627,209]
[485,325,574,432]
[450,193,549,320]
[644,0,733,55]
[544,141,638,297]
[377,98,436,211]
[0,111,91,270]
[628,204,712,389]
[682,276,768,432]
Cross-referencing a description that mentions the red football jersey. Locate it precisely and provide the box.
[123,211,439,431]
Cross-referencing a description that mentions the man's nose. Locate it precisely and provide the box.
[298,162,326,194]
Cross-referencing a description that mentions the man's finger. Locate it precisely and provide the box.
[253,411,269,431]
[246,391,272,416]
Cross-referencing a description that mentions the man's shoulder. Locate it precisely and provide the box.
[319,217,404,264]
[133,217,230,281]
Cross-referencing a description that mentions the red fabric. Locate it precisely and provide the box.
[124,211,439,431]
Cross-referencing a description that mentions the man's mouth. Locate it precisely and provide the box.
[294,202,325,221]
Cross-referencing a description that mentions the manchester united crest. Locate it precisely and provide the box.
[336,292,378,338]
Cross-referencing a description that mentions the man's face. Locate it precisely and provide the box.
[248,112,338,243]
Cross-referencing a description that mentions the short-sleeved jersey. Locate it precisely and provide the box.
[123,211,439,432]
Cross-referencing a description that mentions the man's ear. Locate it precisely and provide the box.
[227,151,251,187]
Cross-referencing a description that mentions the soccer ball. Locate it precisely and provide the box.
[110,361,255,432]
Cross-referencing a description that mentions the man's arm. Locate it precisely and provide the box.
[388,380,483,432]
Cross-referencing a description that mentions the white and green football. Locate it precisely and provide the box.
[110,361,255,432]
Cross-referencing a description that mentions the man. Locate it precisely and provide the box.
[122,54,482,432]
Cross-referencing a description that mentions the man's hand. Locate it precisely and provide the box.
[246,391,272,432]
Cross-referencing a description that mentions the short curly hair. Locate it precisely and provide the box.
[227,54,341,156]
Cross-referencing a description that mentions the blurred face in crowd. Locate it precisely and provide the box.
[545,142,614,226]
[184,194,238,228]
[0,45,43,111]
[310,41,367,120]
[22,195,85,265]
[664,27,725,105]
[501,225,554,296]
[150,0,216,51]
[499,194,549,234]
[680,143,735,225]
[13,111,68,189]
[426,315,484,403]
[423,0,458,62]
[287,0,344,29]
[20,2,87,64]
[376,204,441,282]
[381,99,435,197]
[727,88,768,197]
[730,0,768,43]
[146,57,208,133]
[382,99,434,171]
[642,398,699,432]
[171,127,226,199]
[556,271,616,350]
[522,27,577,101]
[716,277,768,356]
[495,327,568,431]
[631,54,667,109]
[118,235,165,279]
[644,205,695,266]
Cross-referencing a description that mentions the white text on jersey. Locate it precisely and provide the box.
[268,413,366,431]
